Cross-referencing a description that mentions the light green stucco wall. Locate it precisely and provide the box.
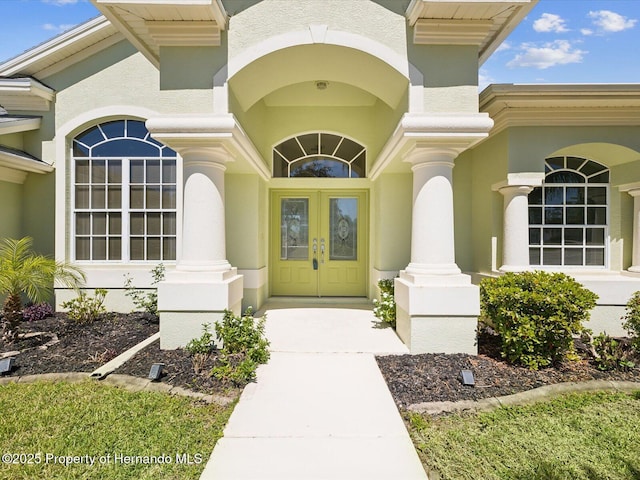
[228,0,408,60]
[507,126,640,173]
[226,174,268,269]
[21,172,55,256]
[238,101,403,171]
[160,44,227,91]
[372,173,412,272]
[0,133,24,150]
[408,44,479,112]
[48,41,215,134]
[0,180,22,240]
[465,131,509,274]
[453,151,473,272]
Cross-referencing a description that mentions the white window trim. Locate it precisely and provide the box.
[70,120,180,264]
[529,157,610,270]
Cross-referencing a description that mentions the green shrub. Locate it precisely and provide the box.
[211,308,270,385]
[61,289,107,323]
[623,290,640,353]
[480,271,598,370]
[590,333,635,371]
[123,263,165,316]
[373,279,396,327]
[185,323,216,355]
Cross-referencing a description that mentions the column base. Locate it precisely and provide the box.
[158,268,243,349]
[395,272,479,354]
[628,266,640,273]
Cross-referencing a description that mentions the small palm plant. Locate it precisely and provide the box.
[0,237,85,343]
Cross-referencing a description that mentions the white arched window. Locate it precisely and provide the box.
[273,133,366,178]
[529,156,609,267]
[72,119,177,261]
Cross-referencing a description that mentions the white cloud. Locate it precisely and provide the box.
[478,69,494,91]
[581,28,594,36]
[43,0,80,5]
[588,10,637,32]
[533,13,569,33]
[42,23,76,33]
[507,40,586,69]
[495,41,512,53]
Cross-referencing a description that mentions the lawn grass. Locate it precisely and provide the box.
[0,381,235,479]
[407,391,640,480]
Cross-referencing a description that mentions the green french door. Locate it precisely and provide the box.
[270,190,368,297]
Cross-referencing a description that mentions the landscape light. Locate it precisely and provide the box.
[148,363,164,381]
[0,357,15,375]
[459,369,475,386]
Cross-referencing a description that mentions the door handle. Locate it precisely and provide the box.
[312,239,318,270]
[320,238,325,263]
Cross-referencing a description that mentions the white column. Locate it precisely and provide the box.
[628,189,640,273]
[498,185,534,272]
[405,148,461,277]
[179,147,231,272]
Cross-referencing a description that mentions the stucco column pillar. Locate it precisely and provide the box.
[620,185,640,272]
[618,183,640,273]
[179,147,231,272]
[498,185,534,272]
[146,115,244,350]
[631,191,640,272]
[405,148,461,276]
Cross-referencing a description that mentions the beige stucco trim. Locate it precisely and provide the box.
[481,84,640,138]
[0,78,55,112]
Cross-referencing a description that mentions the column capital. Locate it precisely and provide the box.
[146,113,270,179]
[491,172,545,192]
[496,184,534,197]
[403,144,459,168]
[370,112,494,180]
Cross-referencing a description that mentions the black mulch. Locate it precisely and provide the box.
[3,314,640,407]
[376,330,640,408]
[0,313,158,376]
[0,313,241,397]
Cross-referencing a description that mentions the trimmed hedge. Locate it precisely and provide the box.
[480,271,598,370]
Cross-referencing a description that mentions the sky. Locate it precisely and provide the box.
[0,0,638,88]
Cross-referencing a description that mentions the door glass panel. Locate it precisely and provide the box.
[330,198,357,260]
[281,198,309,260]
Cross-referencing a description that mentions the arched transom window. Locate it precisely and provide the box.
[73,119,178,262]
[273,133,366,178]
[529,156,609,267]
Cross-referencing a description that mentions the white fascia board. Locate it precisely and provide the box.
[0,16,112,77]
[0,117,41,135]
[0,150,53,178]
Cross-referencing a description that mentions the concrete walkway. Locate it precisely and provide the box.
[200,305,428,480]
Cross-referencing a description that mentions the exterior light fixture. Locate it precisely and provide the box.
[148,363,164,381]
[315,80,328,90]
[0,357,15,375]
[459,369,475,386]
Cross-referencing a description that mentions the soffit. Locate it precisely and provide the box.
[0,17,121,79]
[481,84,640,136]
[406,0,537,64]
[92,0,228,68]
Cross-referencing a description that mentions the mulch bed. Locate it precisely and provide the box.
[0,313,240,396]
[3,314,640,408]
[376,330,640,408]
[0,313,158,376]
